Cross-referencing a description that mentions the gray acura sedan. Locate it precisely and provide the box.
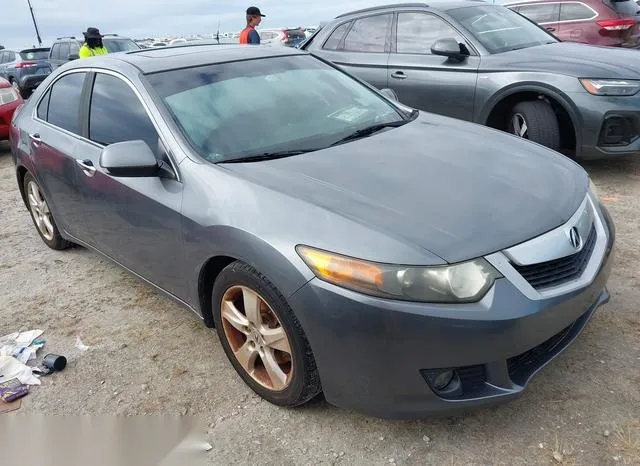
[10,44,615,419]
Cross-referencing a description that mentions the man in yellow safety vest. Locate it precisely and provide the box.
[79,27,108,58]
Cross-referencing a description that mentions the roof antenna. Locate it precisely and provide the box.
[216,21,220,44]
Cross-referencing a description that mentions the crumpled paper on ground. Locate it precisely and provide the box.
[0,330,44,385]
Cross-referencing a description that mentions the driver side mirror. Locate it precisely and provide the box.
[431,38,468,61]
[67,53,79,61]
[99,140,159,177]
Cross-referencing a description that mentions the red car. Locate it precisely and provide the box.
[506,0,640,48]
[0,77,23,140]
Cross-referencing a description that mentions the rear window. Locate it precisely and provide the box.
[605,0,640,15]
[103,39,141,52]
[20,49,50,60]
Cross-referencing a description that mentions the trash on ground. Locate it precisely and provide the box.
[75,336,90,352]
[0,330,67,386]
[0,378,29,402]
[42,354,67,372]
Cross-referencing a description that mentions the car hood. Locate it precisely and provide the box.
[220,113,587,263]
[484,42,640,79]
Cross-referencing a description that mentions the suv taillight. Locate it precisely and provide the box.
[597,18,636,30]
[15,61,37,68]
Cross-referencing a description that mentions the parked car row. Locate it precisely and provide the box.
[8,1,617,420]
[301,1,640,160]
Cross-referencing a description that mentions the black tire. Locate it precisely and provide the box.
[508,100,560,151]
[23,172,73,250]
[212,261,321,407]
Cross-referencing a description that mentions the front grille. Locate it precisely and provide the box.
[512,226,597,290]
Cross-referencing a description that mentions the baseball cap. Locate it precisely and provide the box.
[246,6,265,17]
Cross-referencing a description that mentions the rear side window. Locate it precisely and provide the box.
[343,14,392,52]
[59,43,71,60]
[516,3,560,23]
[46,72,86,134]
[323,22,351,50]
[50,44,60,60]
[69,42,80,56]
[89,73,159,152]
[37,89,51,120]
[559,2,596,21]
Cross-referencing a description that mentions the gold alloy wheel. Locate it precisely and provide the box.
[27,180,55,241]
[220,285,294,391]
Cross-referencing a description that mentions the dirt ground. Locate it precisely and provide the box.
[0,140,638,465]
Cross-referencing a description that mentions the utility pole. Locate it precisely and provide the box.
[27,0,43,46]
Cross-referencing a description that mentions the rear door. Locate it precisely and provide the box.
[386,11,480,121]
[557,1,600,43]
[312,14,393,90]
[512,2,561,35]
[73,71,185,295]
[30,71,89,237]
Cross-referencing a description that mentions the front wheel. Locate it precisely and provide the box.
[508,100,560,151]
[212,261,321,407]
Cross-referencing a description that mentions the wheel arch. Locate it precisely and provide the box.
[479,84,582,156]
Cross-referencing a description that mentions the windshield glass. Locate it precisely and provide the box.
[448,5,557,54]
[103,38,140,52]
[146,55,407,162]
[20,49,49,60]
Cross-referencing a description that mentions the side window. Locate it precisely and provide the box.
[396,13,466,54]
[323,22,351,50]
[37,88,51,120]
[343,14,393,52]
[46,72,86,134]
[0,51,6,63]
[89,73,159,153]
[6,51,16,63]
[517,3,560,23]
[559,2,595,21]
[50,44,59,60]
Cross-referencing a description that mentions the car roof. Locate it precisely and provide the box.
[335,0,491,17]
[66,43,305,75]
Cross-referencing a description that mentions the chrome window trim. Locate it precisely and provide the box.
[507,1,599,25]
[485,193,608,301]
[31,67,182,182]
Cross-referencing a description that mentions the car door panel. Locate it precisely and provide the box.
[387,12,480,121]
[557,2,598,44]
[73,72,186,295]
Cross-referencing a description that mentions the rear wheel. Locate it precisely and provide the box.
[23,173,72,250]
[212,261,321,407]
[508,100,560,151]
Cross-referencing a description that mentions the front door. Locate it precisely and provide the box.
[386,12,480,121]
[314,13,393,90]
[73,71,186,296]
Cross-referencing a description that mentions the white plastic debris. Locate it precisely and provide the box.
[0,353,41,385]
[0,330,45,385]
[75,336,90,352]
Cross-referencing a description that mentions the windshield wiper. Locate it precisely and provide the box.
[221,149,317,163]
[331,120,408,147]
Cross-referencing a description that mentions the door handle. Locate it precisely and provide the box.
[545,26,556,32]
[391,71,407,80]
[77,159,97,177]
[29,133,41,144]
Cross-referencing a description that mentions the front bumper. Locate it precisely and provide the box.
[19,73,49,92]
[570,91,640,159]
[289,203,615,419]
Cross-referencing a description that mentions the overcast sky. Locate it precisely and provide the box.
[0,0,390,49]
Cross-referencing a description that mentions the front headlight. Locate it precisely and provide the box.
[579,78,640,96]
[296,246,502,303]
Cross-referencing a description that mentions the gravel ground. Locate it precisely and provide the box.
[1,140,639,465]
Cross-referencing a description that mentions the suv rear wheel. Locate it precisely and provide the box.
[508,100,560,151]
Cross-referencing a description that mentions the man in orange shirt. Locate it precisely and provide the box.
[239,6,265,44]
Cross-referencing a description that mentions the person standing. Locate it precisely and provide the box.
[79,27,108,58]
[239,6,265,44]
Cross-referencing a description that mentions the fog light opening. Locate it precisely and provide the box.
[425,369,462,396]
[431,370,454,390]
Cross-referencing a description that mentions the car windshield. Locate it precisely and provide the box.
[448,5,557,54]
[146,54,408,162]
[20,49,49,60]
[103,38,140,52]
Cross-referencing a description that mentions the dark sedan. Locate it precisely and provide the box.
[302,1,640,159]
[10,44,614,419]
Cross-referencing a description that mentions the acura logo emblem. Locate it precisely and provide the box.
[569,227,582,250]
